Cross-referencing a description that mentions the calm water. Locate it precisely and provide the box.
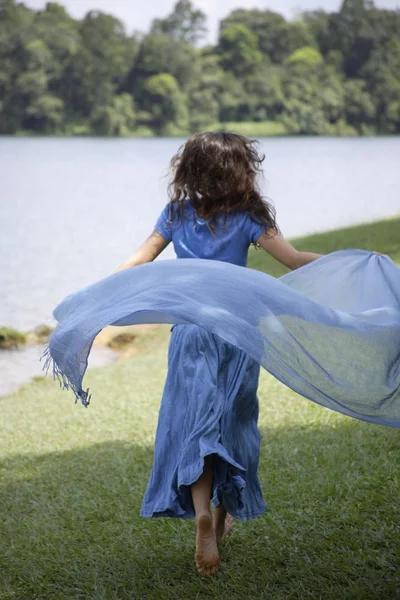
[1,136,399,330]
[0,343,116,397]
[0,137,399,393]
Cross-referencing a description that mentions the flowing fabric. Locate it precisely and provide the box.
[43,250,400,428]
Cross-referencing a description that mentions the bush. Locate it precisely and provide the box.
[287,46,323,67]
[0,327,27,350]
[130,126,154,137]
[207,121,287,136]
[107,333,137,350]
[33,324,53,342]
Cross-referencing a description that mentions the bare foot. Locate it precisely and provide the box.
[213,507,234,546]
[195,514,219,576]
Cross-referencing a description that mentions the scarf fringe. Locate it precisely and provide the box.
[40,343,91,407]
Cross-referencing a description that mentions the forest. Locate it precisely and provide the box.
[1,0,400,137]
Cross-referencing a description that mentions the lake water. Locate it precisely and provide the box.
[1,136,399,394]
[1,136,399,330]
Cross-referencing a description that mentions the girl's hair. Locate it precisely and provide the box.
[168,131,278,235]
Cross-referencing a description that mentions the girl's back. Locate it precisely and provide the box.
[155,200,266,267]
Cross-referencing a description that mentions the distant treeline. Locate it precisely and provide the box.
[1,0,400,137]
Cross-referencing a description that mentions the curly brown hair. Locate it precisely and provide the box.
[167,131,278,236]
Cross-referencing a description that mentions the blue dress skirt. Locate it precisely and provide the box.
[140,324,266,520]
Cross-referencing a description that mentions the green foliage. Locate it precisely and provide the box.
[279,65,347,135]
[361,38,400,133]
[151,0,207,45]
[186,52,225,130]
[221,9,315,64]
[91,93,136,136]
[0,0,399,136]
[26,93,65,132]
[208,121,288,137]
[218,73,247,122]
[287,46,323,67]
[243,68,285,122]
[32,324,54,341]
[124,33,195,97]
[343,79,376,129]
[63,11,137,119]
[0,327,26,349]
[107,332,137,349]
[130,125,154,137]
[142,73,188,135]
[218,24,262,78]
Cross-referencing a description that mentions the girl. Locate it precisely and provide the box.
[46,132,399,578]
[115,132,322,575]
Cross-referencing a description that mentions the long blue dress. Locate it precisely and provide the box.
[141,203,268,519]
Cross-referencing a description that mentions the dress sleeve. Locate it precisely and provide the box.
[244,214,268,243]
[154,204,173,242]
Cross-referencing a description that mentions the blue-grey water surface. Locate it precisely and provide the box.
[1,136,399,394]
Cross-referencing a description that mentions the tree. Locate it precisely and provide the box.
[220,9,315,64]
[187,53,224,130]
[34,3,80,70]
[340,0,374,15]
[188,87,219,131]
[123,33,196,100]
[280,65,346,135]
[343,79,376,129]
[217,73,247,122]
[361,38,400,133]
[218,24,262,78]
[1,0,400,136]
[0,1,36,132]
[324,0,379,77]
[25,93,65,132]
[79,11,137,85]
[302,10,331,55]
[141,73,188,135]
[91,93,136,136]
[60,11,137,118]
[243,68,285,122]
[0,12,60,133]
[287,46,323,68]
[151,0,207,45]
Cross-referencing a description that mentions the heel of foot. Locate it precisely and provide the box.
[198,513,213,532]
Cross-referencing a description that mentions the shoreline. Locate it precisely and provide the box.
[0,324,164,398]
[4,132,400,140]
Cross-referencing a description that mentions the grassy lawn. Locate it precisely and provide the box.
[249,216,400,276]
[1,218,399,599]
[207,121,288,137]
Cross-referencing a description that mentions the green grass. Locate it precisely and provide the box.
[249,216,400,277]
[207,120,288,137]
[1,219,400,599]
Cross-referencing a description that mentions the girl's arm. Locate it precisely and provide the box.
[115,231,169,272]
[257,230,322,270]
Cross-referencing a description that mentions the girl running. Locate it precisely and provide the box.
[115,132,321,575]
[45,132,400,577]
